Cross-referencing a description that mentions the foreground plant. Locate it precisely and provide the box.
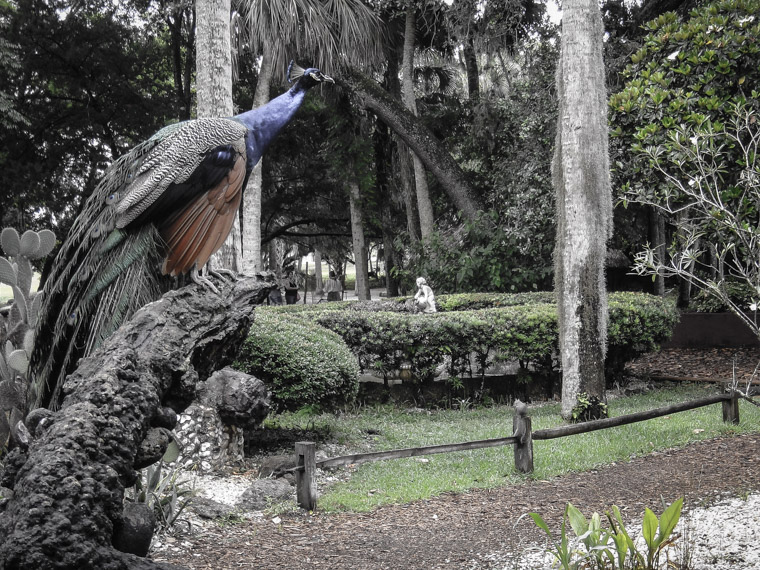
[126,452,195,533]
[0,227,56,455]
[530,497,684,569]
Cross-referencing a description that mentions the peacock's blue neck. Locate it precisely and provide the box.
[233,82,308,172]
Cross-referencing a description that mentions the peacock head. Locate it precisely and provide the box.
[287,61,334,88]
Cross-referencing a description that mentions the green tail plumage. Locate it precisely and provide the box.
[29,138,173,410]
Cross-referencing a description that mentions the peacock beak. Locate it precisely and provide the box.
[320,73,335,84]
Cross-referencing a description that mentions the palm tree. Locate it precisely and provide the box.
[401,1,435,239]
[196,0,242,271]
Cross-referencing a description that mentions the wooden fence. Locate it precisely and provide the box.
[294,391,740,511]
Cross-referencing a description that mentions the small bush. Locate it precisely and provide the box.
[235,311,360,412]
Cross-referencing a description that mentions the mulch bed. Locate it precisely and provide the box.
[152,348,760,569]
[625,346,760,385]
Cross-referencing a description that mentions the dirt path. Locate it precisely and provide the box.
[152,433,760,569]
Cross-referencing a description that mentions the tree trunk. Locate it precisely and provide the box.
[648,207,666,296]
[553,0,612,420]
[339,67,480,220]
[676,211,693,309]
[382,212,400,297]
[196,0,242,272]
[0,278,269,569]
[313,248,324,292]
[463,41,480,101]
[167,5,194,120]
[401,2,435,239]
[397,140,422,241]
[348,181,370,300]
[241,45,274,274]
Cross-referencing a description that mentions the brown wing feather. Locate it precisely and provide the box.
[160,153,246,276]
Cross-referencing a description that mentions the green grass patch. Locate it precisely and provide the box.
[269,383,760,512]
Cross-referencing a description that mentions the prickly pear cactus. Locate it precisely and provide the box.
[0,227,56,454]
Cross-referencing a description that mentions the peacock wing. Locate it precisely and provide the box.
[159,151,247,276]
[112,118,247,229]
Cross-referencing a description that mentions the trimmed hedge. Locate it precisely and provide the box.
[234,311,360,412]
[261,291,678,389]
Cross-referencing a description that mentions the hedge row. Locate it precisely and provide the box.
[242,292,679,409]
[305,292,678,384]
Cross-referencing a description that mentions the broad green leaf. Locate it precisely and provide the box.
[1,228,20,257]
[657,497,684,543]
[642,507,658,548]
[19,230,40,257]
[530,512,552,535]
[611,532,628,568]
[162,439,181,463]
[566,503,589,537]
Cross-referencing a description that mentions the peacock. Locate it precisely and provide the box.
[29,62,333,410]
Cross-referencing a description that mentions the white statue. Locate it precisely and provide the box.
[414,277,437,313]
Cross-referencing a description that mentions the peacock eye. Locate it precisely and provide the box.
[66,312,78,326]
[106,193,119,205]
[91,226,101,238]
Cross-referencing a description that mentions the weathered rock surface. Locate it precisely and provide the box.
[197,368,270,429]
[170,368,270,473]
[113,502,156,557]
[190,497,237,520]
[236,478,294,511]
[258,454,297,478]
[0,277,269,569]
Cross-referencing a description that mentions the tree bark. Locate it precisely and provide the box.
[348,181,370,300]
[0,277,269,569]
[313,248,324,292]
[197,0,242,272]
[241,45,274,274]
[339,67,481,221]
[463,41,480,101]
[553,0,612,420]
[648,206,666,296]
[397,140,422,241]
[401,2,435,239]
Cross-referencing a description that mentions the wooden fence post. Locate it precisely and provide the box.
[296,441,317,511]
[722,392,740,425]
[513,401,533,474]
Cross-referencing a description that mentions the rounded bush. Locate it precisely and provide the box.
[234,311,360,412]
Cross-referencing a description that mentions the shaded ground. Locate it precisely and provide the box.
[152,349,760,569]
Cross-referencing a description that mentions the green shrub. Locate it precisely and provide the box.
[607,292,681,384]
[260,292,678,400]
[234,311,360,412]
[435,291,556,312]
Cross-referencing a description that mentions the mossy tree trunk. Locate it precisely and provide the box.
[553,0,613,420]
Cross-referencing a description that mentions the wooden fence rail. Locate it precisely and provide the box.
[295,391,740,511]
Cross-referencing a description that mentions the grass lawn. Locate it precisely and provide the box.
[269,383,760,512]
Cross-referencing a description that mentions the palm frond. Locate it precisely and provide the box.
[242,0,384,79]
